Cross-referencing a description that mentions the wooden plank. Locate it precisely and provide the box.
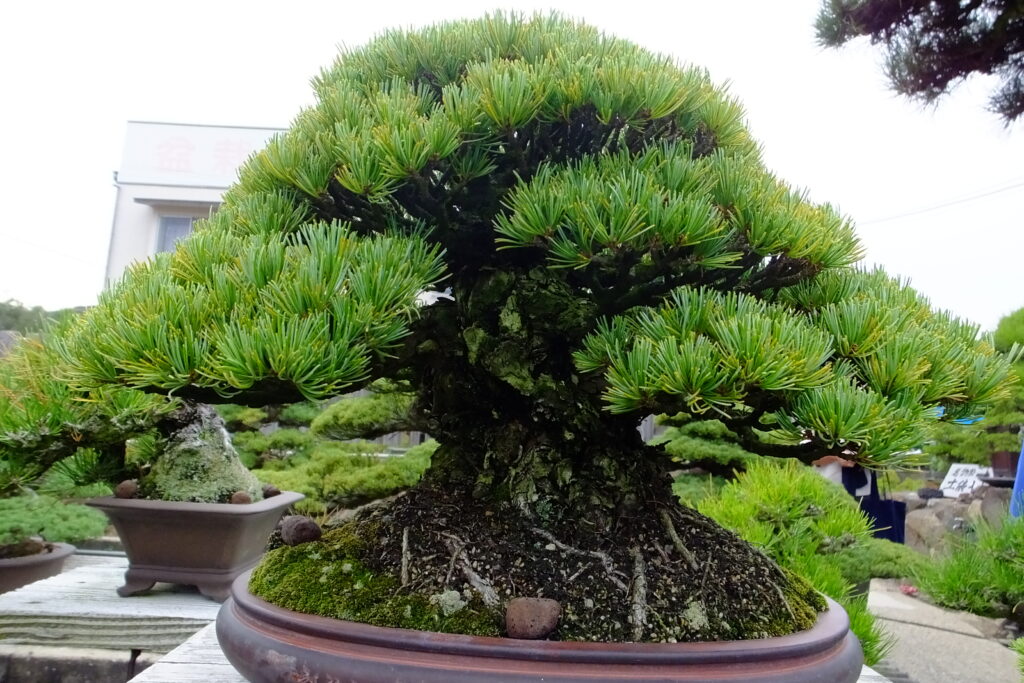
[0,557,219,653]
[134,622,890,683]
[131,624,245,682]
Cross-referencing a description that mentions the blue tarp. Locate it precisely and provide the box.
[1011,440,1024,518]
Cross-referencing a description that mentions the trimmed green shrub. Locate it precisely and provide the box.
[994,307,1024,354]
[0,495,108,551]
[653,417,759,473]
[216,405,269,432]
[278,402,323,427]
[832,536,929,587]
[697,460,893,665]
[918,518,1024,622]
[311,391,414,441]
[232,428,318,469]
[259,440,435,514]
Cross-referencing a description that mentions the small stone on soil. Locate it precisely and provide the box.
[114,480,138,499]
[230,490,253,504]
[262,484,282,498]
[505,597,561,639]
[280,515,323,546]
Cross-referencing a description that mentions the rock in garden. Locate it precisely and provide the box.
[505,597,560,639]
[262,484,281,498]
[114,479,139,499]
[918,487,944,499]
[280,515,322,546]
[230,490,253,504]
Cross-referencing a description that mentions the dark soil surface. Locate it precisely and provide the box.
[336,485,822,642]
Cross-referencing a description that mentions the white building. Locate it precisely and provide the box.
[104,121,281,285]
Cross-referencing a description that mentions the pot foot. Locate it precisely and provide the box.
[197,581,231,603]
[117,576,156,597]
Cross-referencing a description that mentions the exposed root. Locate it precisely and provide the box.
[628,547,648,642]
[443,535,465,586]
[441,533,501,607]
[531,527,629,593]
[400,527,411,586]
[770,580,797,623]
[659,508,698,570]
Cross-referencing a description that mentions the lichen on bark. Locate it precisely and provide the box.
[144,403,262,503]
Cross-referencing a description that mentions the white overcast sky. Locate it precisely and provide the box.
[0,0,1021,331]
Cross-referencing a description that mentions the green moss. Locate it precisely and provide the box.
[782,568,826,619]
[249,525,500,635]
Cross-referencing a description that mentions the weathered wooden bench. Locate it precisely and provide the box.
[0,555,219,682]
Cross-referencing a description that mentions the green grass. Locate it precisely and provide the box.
[695,459,895,665]
[1011,637,1024,676]
[918,518,1024,619]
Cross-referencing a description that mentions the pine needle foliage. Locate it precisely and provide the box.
[0,328,171,495]
[37,12,1015,474]
[924,308,1024,471]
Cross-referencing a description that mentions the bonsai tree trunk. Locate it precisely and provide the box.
[251,271,824,642]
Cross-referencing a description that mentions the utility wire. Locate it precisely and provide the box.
[860,179,1024,225]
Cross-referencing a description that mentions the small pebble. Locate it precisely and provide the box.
[230,491,253,504]
[114,480,138,499]
[262,484,281,498]
[505,597,561,639]
[280,515,322,546]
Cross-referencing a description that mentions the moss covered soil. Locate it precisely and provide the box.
[250,486,824,643]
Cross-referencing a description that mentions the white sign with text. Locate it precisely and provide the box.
[940,463,994,497]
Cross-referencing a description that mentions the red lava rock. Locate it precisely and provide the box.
[114,480,139,499]
[262,484,282,498]
[230,491,253,505]
[505,597,561,639]
[280,515,322,546]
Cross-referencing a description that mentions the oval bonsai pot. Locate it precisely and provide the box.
[0,542,75,594]
[87,492,302,602]
[216,572,864,683]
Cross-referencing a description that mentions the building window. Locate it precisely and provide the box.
[157,216,198,252]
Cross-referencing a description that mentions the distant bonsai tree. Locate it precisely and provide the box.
[32,14,1015,642]
[0,324,259,503]
[925,306,1024,471]
[816,0,1024,122]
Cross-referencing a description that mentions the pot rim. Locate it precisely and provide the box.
[86,491,303,516]
[225,570,850,665]
[0,542,74,568]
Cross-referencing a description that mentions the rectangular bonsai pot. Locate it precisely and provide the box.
[87,492,302,602]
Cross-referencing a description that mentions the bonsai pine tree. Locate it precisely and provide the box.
[816,0,1024,122]
[50,14,1013,641]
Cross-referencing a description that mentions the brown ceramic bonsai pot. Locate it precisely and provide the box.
[87,492,302,602]
[216,571,864,682]
[0,542,74,594]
